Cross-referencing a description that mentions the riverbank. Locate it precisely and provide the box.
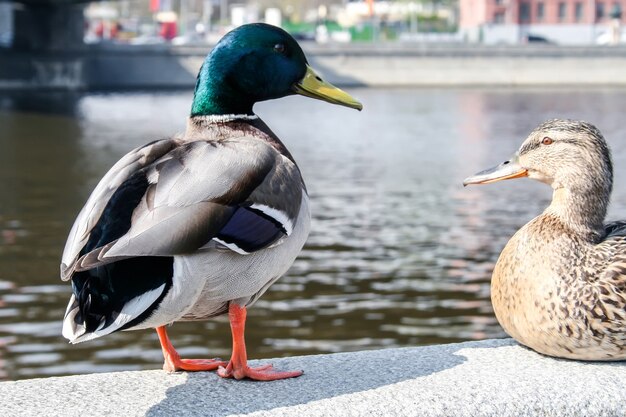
[3,43,626,90]
[1,338,625,417]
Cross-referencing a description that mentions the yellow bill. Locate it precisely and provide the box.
[293,65,363,111]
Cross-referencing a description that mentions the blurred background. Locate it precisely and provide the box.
[2,0,626,381]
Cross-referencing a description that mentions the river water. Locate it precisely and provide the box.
[1,87,626,380]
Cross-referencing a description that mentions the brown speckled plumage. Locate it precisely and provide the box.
[466,119,626,360]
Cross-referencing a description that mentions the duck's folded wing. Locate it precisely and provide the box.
[592,222,626,309]
[63,138,303,278]
[604,221,626,239]
[599,221,626,281]
[61,139,178,280]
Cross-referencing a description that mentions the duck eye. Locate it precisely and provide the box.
[273,43,286,54]
[542,137,553,145]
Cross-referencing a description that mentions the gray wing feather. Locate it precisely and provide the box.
[76,202,235,271]
[104,202,235,258]
[153,139,275,207]
[248,154,304,221]
[60,139,178,280]
[63,137,300,278]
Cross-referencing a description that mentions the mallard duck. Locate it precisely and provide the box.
[463,119,626,360]
[60,23,362,380]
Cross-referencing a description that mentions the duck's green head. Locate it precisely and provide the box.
[191,23,362,116]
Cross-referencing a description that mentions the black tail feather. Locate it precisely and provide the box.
[71,257,174,333]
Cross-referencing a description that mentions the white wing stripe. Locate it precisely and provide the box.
[212,237,250,255]
[249,204,293,235]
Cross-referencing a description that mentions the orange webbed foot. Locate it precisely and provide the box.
[217,362,303,381]
[219,303,304,381]
[163,358,228,373]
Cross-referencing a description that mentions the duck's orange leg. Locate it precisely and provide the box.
[217,303,303,381]
[156,326,227,372]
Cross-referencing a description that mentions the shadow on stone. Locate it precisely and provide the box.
[146,341,485,416]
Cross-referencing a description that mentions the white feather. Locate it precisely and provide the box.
[194,114,259,123]
[63,284,166,344]
[212,237,250,255]
[250,204,293,235]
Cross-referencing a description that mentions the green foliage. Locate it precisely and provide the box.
[348,23,398,42]
[349,24,375,42]
[405,14,457,33]
[282,21,316,34]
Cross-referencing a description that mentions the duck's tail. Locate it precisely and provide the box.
[62,286,166,344]
[62,257,174,343]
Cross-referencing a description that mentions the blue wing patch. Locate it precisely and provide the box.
[215,207,287,253]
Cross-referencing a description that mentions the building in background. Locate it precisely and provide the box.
[460,0,625,44]
[79,0,458,44]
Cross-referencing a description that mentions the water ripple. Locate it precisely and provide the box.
[1,88,625,380]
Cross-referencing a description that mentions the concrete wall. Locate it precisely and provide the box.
[5,44,626,90]
[1,338,626,417]
[308,44,626,86]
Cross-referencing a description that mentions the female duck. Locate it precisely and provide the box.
[464,119,626,360]
[60,23,362,380]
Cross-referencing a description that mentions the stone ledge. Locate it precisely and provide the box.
[6,47,626,90]
[1,338,625,417]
